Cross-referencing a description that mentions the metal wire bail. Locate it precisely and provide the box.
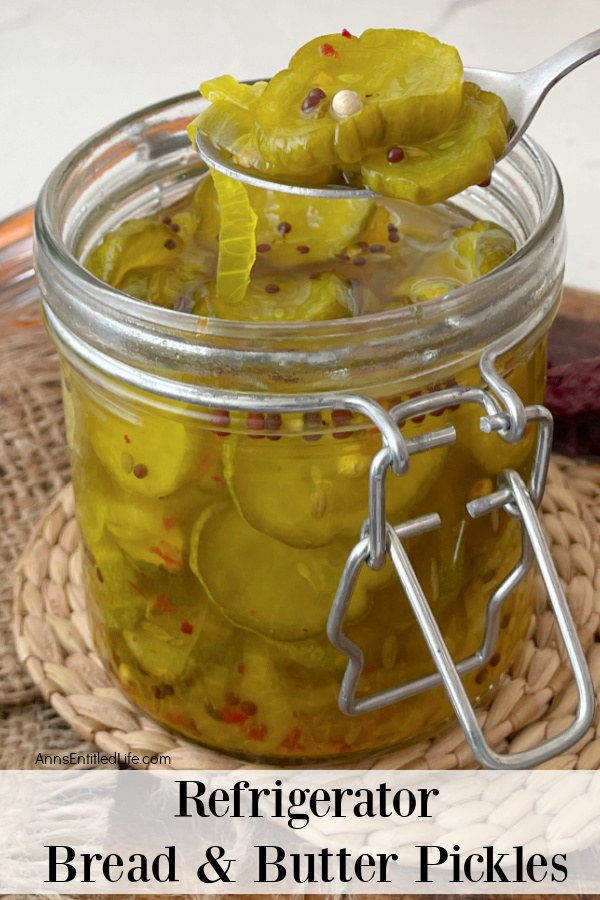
[326,339,595,769]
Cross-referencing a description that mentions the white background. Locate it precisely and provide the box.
[1,0,600,290]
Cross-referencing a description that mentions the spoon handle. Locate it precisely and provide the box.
[505,28,600,146]
[524,27,600,95]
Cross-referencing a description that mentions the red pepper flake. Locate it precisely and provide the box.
[123,434,131,444]
[162,515,179,531]
[479,176,492,188]
[264,283,280,294]
[296,245,310,255]
[320,42,339,58]
[490,652,501,667]
[388,232,401,243]
[240,700,257,716]
[180,620,194,635]
[341,28,352,38]
[164,238,177,250]
[370,243,386,253]
[277,221,292,235]
[166,712,191,727]
[352,256,366,267]
[133,463,148,479]
[331,738,352,752]
[282,726,302,750]
[222,707,247,725]
[127,580,144,596]
[236,662,246,675]
[257,243,271,253]
[156,593,175,613]
[149,542,183,568]
[170,223,181,233]
[246,724,268,741]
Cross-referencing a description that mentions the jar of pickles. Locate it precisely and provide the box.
[34,91,594,768]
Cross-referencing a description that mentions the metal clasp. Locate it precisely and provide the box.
[327,344,595,769]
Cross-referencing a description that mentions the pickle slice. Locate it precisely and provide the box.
[224,417,450,548]
[86,199,215,311]
[191,90,336,186]
[207,271,354,322]
[193,31,512,202]
[75,458,196,573]
[210,170,257,304]
[84,390,200,499]
[190,176,374,270]
[200,75,266,109]
[450,219,516,278]
[393,275,463,304]
[188,79,264,169]
[189,504,370,641]
[249,186,374,267]
[361,84,509,204]
[113,564,222,682]
[254,29,463,172]
[123,620,198,680]
[86,218,166,285]
[103,493,188,572]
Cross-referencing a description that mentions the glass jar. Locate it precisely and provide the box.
[34,92,594,767]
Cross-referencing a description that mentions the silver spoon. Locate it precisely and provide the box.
[195,28,600,199]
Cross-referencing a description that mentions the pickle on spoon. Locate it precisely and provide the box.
[361,84,509,204]
[191,28,515,203]
[192,30,464,179]
[254,29,464,172]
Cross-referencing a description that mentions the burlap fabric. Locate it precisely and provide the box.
[0,212,100,770]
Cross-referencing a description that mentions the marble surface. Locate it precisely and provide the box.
[2,0,599,291]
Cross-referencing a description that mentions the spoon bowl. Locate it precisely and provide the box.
[195,29,600,199]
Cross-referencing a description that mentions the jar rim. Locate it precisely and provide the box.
[35,90,564,344]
